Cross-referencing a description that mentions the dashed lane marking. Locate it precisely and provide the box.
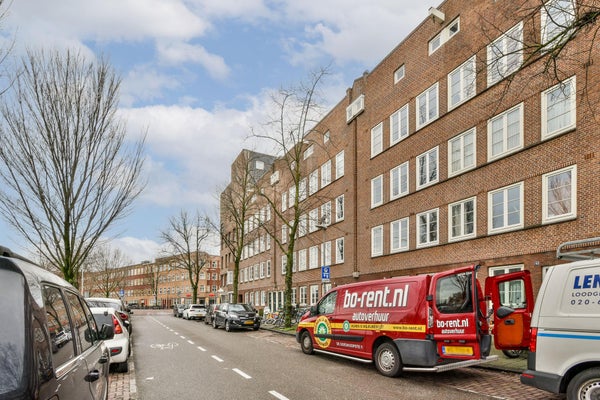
[232,368,251,379]
[212,355,224,362]
[269,390,289,400]
[197,346,206,352]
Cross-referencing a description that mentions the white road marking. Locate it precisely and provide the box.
[232,368,251,379]
[269,390,289,400]
[197,346,206,352]
[212,355,224,362]
[180,335,186,339]
[145,377,154,381]
[187,340,194,345]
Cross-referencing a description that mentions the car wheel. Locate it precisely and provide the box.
[374,342,403,377]
[225,320,231,332]
[567,367,600,400]
[212,318,218,329]
[300,331,314,355]
[115,361,129,373]
[253,325,259,331]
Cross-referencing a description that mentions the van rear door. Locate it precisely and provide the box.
[485,271,533,350]
[429,265,483,360]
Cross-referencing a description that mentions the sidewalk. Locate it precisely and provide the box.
[107,348,138,400]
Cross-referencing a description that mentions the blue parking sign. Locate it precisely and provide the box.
[119,289,125,297]
[321,266,330,280]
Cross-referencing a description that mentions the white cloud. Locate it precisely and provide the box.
[109,236,162,264]
[156,41,230,80]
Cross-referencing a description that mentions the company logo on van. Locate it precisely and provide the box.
[342,284,409,309]
[573,274,600,289]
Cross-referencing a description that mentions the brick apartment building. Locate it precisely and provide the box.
[220,0,600,312]
[85,252,221,308]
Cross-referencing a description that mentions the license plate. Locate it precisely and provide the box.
[244,320,254,325]
[442,346,473,356]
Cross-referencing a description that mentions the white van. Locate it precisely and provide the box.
[486,258,600,399]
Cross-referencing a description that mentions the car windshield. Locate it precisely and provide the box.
[87,299,122,310]
[229,304,252,312]
[0,268,26,396]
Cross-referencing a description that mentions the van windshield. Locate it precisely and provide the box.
[0,268,26,396]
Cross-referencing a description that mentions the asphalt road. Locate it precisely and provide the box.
[133,313,499,400]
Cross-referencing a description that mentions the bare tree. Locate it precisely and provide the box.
[145,263,162,308]
[85,244,130,298]
[0,49,145,286]
[218,150,275,304]
[160,210,211,304]
[252,67,329,327]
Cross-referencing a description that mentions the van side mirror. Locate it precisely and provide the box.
[310,305,318,316]
[99,324,115,340]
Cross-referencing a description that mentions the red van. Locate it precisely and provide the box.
[296,264,498,376]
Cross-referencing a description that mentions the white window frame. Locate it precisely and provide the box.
[335,195,345,222]
[335,237,345,264]
[487,22,523,87]
[416,82,439,130]
[299,286,307,306]
[321,241,331,267]
[448,55,476,110]
[321,160,332,188]
[541,0,576,47]
[309,170,319,195]
[417,208,439,248]
[488,103,523,161]
[371,225,384,257]
[416,147,439,190]
[299,178,307,201]
[309,246,319,269]
[281,192,287,212]
[448,197,477,242]
[488,182,524,234]
[371,122,383,157]
[335,151,345,179]
[390,217,409,253]
[298,248,307,271]
[308,208,318,233]
[390,104,409,146]
[320,202,332,225]
[394,64,405,83]
[371,174,384,208]
[310,285,319,305]
[303,144,314,160]
[542,165,577,224]
[324,130,330,143]
[429,17,460,55]
[541,76,576,140]
[448,128,476,177]
[390,161,409,200]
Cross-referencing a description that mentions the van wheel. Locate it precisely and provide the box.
[225,320,231,332]
[374,342,402,377]
[300,331,314,355]
[567,367,600,400]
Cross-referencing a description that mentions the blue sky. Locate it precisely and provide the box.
[0,0,428,264]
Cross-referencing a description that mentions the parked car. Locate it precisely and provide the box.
[0,245,114,400]
[89,307,131,373]
[173,303,186,317]
[212,303,260,332]
[86,297,133,334]
[204,303,217,325]
[183,304,207,320]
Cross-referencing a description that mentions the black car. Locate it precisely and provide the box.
[173,303,185,318]
[0,246,114,400]
[212,303,260,332]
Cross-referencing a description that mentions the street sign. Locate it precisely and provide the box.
[119,289,125,297]
[321,266,330,282]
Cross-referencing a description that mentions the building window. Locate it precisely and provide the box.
[335,237,345,263]
[488,103,523,161]
[299,178,307,201]
[416,82,439,129]
[543,165,576,223]
[320,202,332,225]
[298,249,307,271]
[541,0,576,47]
[371,225,384,256]
[346,94,365,123]
[488,182,523,234]
[282,224,287,244]
[390,217,409,253]
[298,214,307,237]
[266,260,271,277]
[371,122,383,157]
[449,197,476,241]
[390,104,409,146]
[335,151,345,179]
[371,174,384,208]
[303,145,314,160]
[309,208,318,233]
[417,209,439,247]
[487,22,523,87]
[321,160,332,188]
[390,161,409,200]
[448,55,476,110]
[310,285,319,305]
[324,130,330,143]
[288,186,295,208]
[394,64,405,83]
[429,17,460,54]
[335,195,345,222]
[542,76,576,139]
[281,192,287,212]
[309,170,319,195]
[309,246,319,269]
[299,286,307,306]
[416,147,438,189]
[321,241,331,267]
[448,128,476,176]
[281,255,287,275]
